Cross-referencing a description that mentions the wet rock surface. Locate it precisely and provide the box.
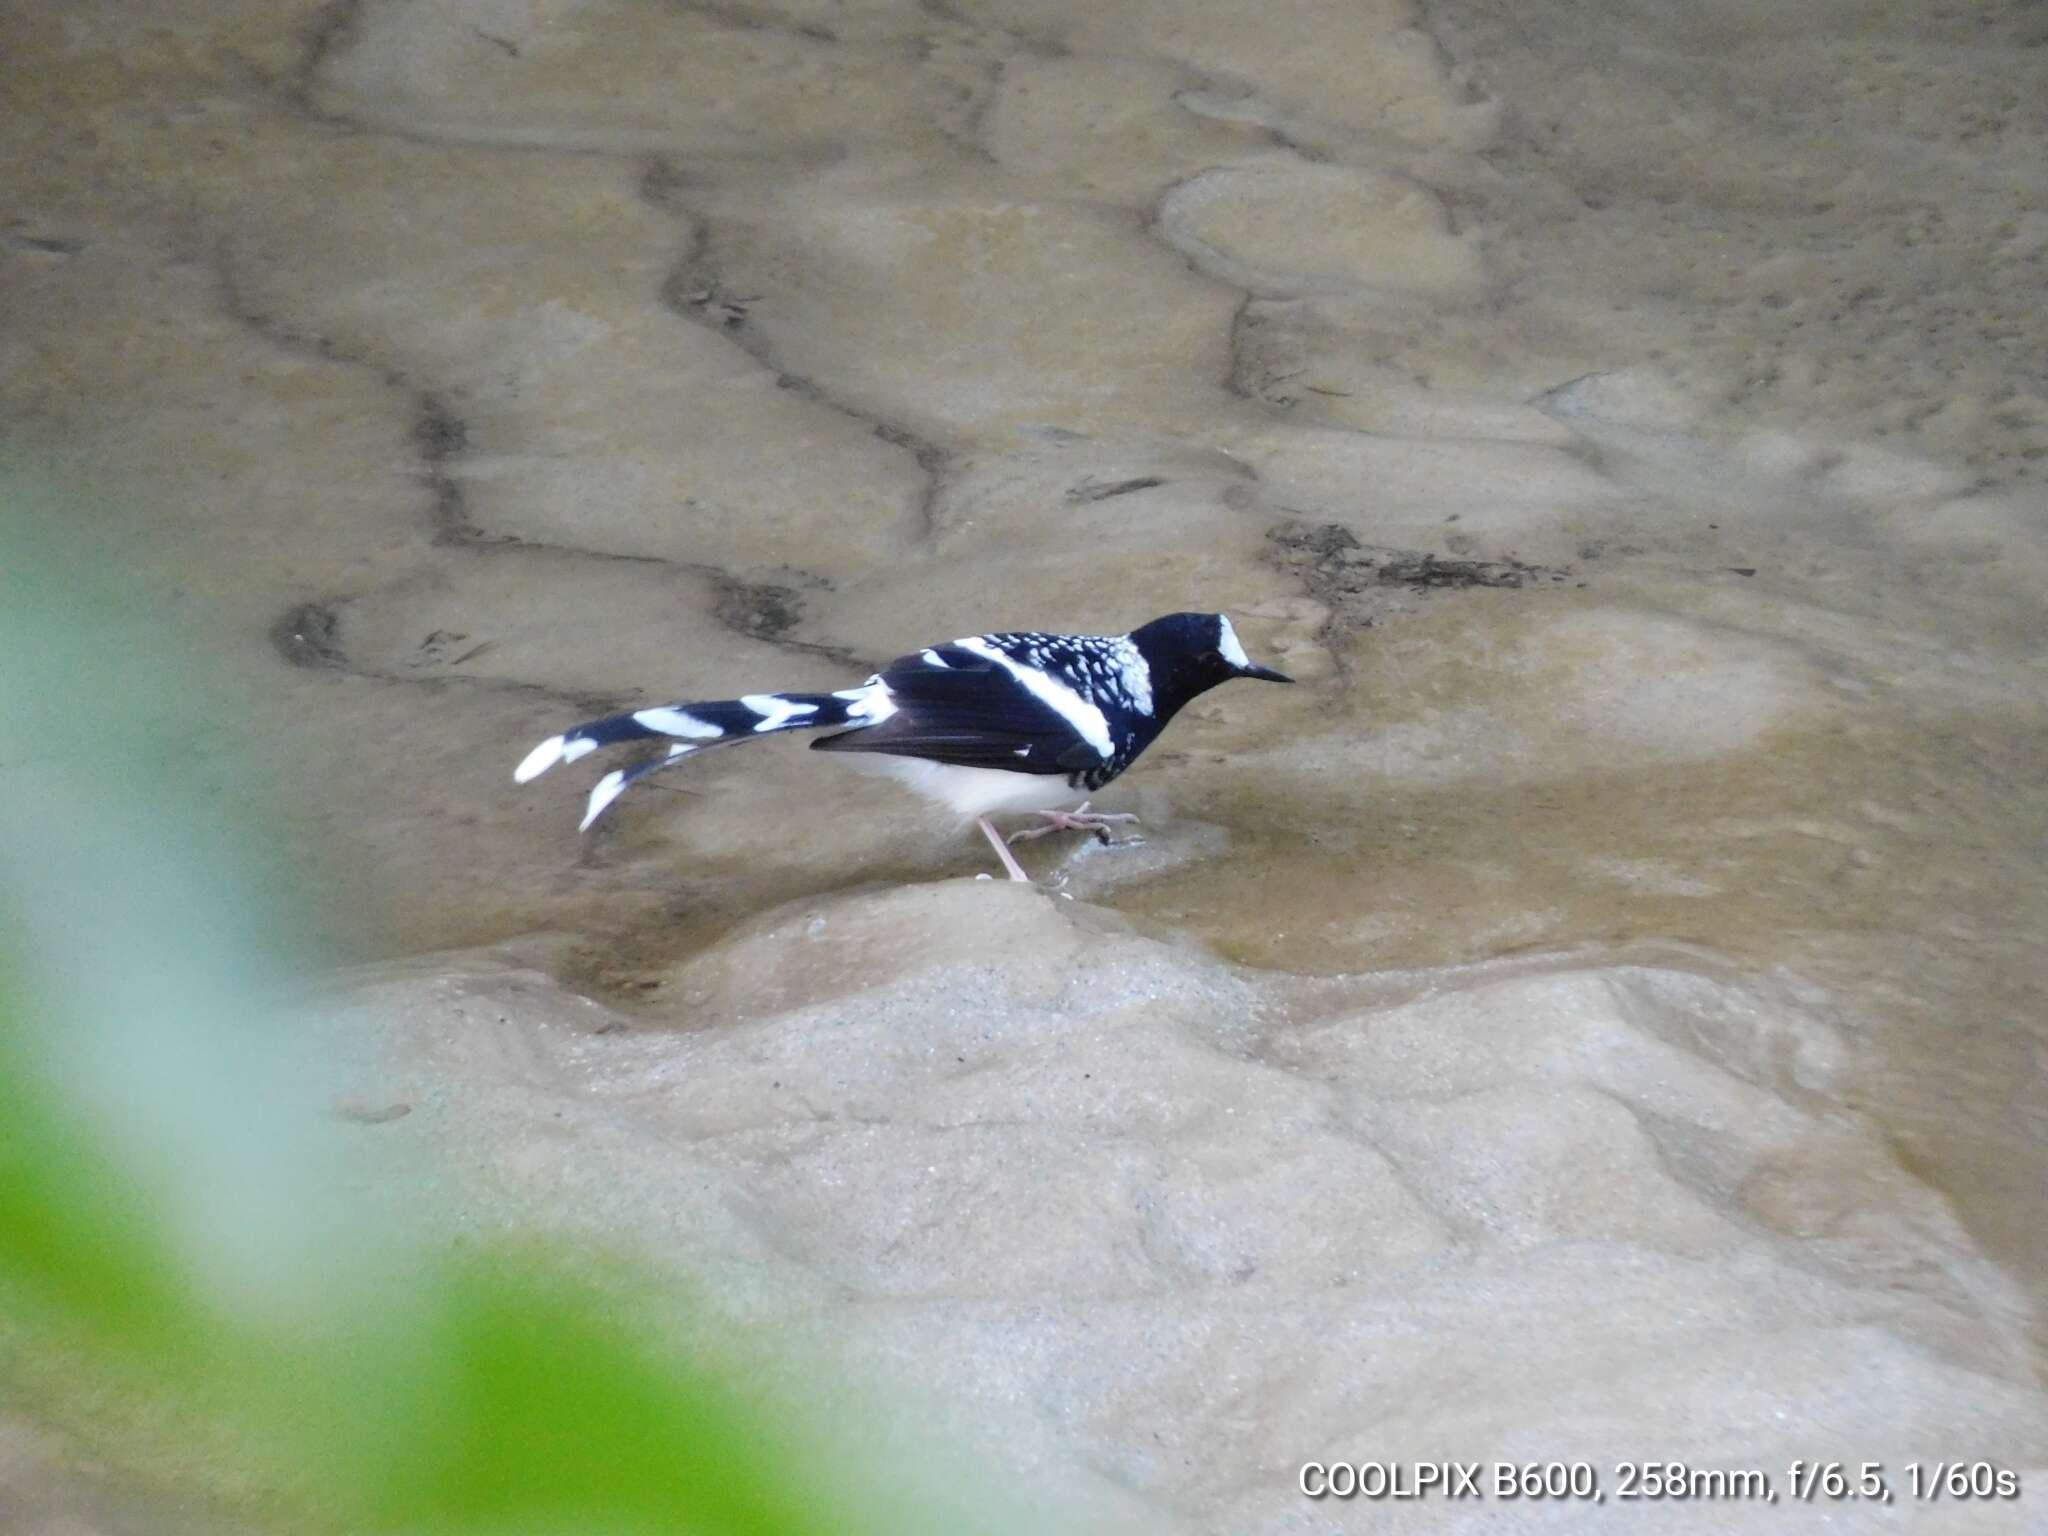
[316,889,2043,1532]
[7,0,2048,1527]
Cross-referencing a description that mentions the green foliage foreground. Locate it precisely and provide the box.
[0,494,915,1534]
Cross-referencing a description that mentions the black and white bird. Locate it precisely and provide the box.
[514,612,1292,881]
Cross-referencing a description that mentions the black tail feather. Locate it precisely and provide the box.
[514,689,865,829]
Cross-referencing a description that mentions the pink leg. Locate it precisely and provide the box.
[1006,801,1141,845]
[978,815,1033,882]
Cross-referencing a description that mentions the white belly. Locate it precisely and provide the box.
[840,754,1088,820]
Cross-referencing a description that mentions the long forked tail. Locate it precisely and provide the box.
[514,688,876,830]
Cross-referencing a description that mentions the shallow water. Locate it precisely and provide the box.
[6,0,2048,1526]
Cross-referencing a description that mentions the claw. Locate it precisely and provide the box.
[1006,802,1142,845]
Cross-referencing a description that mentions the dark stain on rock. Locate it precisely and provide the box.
[674,285,754,329]
[1268,520,1575,650]
[271,600,349,671]
[639,157,691,210]
[699,571,870,669]
[871,421,948,480]
[1068,476,1165,503]
[290,0,364,119]
[413,398,468,462]
[4,230,83,257]
[413,393,479,543]
[1367,550,1566,590]
[712,575,805,645]
[331,1100,412,1124]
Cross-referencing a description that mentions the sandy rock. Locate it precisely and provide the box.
[212,142,930,578]
[711,184,1242,440]
[311,886,2044,1532]
[332,555,849,699]
[983,54,1275,203]
[1236,603,1830,804]
[1245,425,1622,555]
[1160,162,1485,301]
[954,0,1486,148]
[316,0,955,158]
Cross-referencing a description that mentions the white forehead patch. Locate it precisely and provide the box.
[1216,615,1251,670]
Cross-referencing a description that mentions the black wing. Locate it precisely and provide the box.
[810,644,1104,775]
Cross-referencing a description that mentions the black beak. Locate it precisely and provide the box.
[1240,663,1294,683]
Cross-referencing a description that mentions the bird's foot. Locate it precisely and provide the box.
[1007,802,1142,846]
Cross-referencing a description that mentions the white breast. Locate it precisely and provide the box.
[839,755,1087,819]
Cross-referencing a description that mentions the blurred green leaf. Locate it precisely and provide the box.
[0,482,921,1536]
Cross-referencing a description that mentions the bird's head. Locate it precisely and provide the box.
[1129,612,1293,715]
